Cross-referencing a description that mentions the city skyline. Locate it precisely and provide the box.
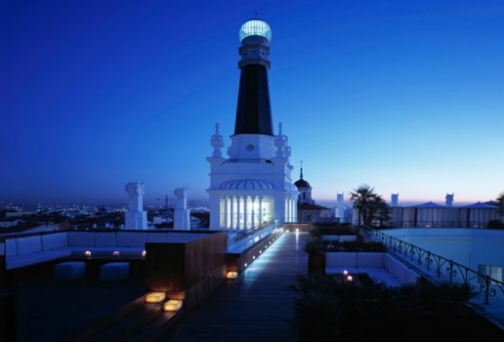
[2,0,503,205]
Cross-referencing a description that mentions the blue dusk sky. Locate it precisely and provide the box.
[1,0,503,205]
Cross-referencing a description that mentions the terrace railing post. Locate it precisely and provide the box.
[449,260,454,284]
[485,275,490,305]
[426,251,431,271]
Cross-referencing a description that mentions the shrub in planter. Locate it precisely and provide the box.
[304,239,326,274]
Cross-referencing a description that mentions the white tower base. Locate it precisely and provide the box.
[174,209,190,230]
[125,211,147,230]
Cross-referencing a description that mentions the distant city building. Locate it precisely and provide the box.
[207,19,299,230]
[391,193,399,207]
[336,193,346,222]
[383,194,502,228]
[0,219,20,228]
[5,211,37,217]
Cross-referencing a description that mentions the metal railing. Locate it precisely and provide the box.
[227,220,277,247]
[387,221,490,229]
[366,227,504,305]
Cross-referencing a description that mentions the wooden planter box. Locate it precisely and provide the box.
[308,253,326,275]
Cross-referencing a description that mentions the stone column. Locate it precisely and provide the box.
[294,198,298,222]
[251,196,256,229]
[224,196,229,229]
[236,196,242,230]
[259,196,264,226]
[244,196,249,230]
[285,195,292,222]
[230,196,235,230]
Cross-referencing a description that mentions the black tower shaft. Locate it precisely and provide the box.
[234,64,273,136]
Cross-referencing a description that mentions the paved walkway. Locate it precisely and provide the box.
[160,232,308,342]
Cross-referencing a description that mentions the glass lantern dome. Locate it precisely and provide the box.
[239,19,272,42]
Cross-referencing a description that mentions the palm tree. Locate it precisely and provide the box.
[497,192,504,217]
[350,185,390,227]
[350,185,375,226]
[373,196,392,227]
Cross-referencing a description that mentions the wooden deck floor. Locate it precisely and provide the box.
[160,232,308,342]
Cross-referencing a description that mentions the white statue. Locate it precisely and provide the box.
[174,187,190,230]
[125,181,145,212]
[124,181,147,230]
[174,186,188,209]
[446,193,454,207]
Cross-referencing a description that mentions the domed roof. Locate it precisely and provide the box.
[294,178,311,189]
[220,179,274,190]
[294,167,311,189]
[239,19,272,42]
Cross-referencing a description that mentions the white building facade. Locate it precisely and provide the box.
[207,19,299,230]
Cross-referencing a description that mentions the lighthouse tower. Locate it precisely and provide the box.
[207,19,299,230]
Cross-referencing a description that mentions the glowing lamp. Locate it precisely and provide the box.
[259,250,262,254]
[295,228,299,232]
[343,270,349,276]
[347,275,353,282]
[84,250,92,258]
[244,263,248,268]
[252,256,256,260]
[146,292,166,303]
[112,251,120,257]
[226,271,238,279]
[142,250,146,258]
[164,299,183,312]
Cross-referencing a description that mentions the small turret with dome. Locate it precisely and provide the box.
[295,163,314,204]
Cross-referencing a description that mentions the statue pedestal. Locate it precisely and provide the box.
[125,211,148,230]
[174,209,190,230]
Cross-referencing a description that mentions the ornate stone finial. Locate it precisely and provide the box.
[274,122,287,158]
[210,122,224,158]
[285,145,291,158]
[300,160,304,179]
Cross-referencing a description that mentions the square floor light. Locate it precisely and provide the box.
[146,292,166,303]
[164,299,183,312]
[226,271,238,279]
